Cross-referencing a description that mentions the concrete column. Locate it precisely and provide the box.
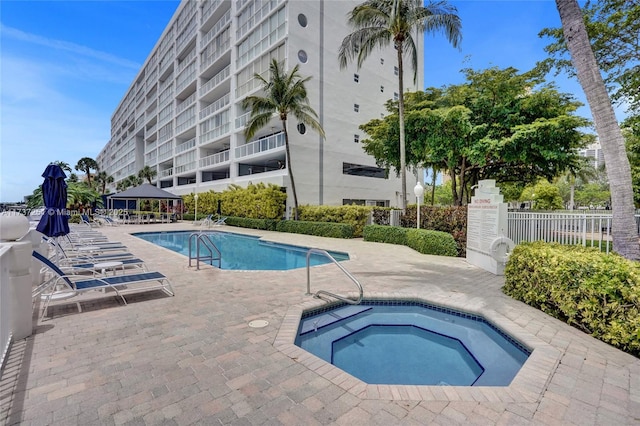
[24,228,47,286]
[1,241,33,340]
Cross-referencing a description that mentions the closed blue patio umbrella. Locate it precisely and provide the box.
[36,164,70,237]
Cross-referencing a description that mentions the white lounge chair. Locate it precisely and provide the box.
[33,251,174,319]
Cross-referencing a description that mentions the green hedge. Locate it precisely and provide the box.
[504,241,640,356]
[363,225,458,256]
[224,216,278,231]
[276,220,354,239]
[401,206,467,256]
[298,205,371,237]
[182,183,286,220]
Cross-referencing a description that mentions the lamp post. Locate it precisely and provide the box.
[194,193,199,224]
[414,182,424,229]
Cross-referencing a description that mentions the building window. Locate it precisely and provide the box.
[298,50,308,63]
[343,162,387,178]
[380,86,384,92]
[394,92,399,101]
[297,123,306,134]
[298,14,308,27]
[394,66,399,76]
[354,73,359,83]
[354,134,360,143]
[354,104,359,112]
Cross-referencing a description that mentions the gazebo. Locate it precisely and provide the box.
[107,184,183,223]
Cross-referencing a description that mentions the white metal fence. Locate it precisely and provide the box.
[507,212,640,253]
[370,209,640,254]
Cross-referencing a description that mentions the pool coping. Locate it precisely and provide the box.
[274,291,562,402]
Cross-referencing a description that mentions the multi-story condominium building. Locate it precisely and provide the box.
[578,141,605,169]
[96,0,424,213]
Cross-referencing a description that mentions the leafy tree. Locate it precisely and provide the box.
[520,180,564,210]
[574,183,610,208]
[138,165,157,185]
[540,0,640,117]
[556,156,597,210]
[554,0,639,260]
[94,171,114,194]
[74,157,99,187]
[241,59,324,220]
[338,0,461,210]
[360,67,588,205]
[624,118,640,207]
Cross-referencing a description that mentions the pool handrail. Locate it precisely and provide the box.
[306,248,363,305]
[188,232,221,270]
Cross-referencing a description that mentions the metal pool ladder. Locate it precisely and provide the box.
[188,232,221,270]
[306,248,363,305]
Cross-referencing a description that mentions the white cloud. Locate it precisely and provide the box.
[0,24,141,70]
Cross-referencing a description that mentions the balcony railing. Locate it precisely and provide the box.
[158,141,174,161]
[236,132,285,158]
[199,122,230,145]
[200,65,230,96]
[199,150,230,168]
[201,10,231,48]
[201,0,223,24]
[200,37,230,72]
[175,137,196,154]
[175,113,196,135]
[175,161,197,174]
[199,94,230,120]
[234,111,251,129]
[176,92,197,114]
[177,48,196,73]
[160,168,173,178]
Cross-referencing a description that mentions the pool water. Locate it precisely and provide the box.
[133,231,349,271]
[295,301,530,386]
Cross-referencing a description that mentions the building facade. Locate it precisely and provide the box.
[96,0,424,211]
[578,140,605,169]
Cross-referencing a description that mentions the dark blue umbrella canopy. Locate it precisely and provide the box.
[36,164,70,237]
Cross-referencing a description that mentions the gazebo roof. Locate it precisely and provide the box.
[107,184,182,200]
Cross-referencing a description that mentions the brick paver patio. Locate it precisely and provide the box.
[2,222,639,425]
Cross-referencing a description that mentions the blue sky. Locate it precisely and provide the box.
[0,0,597,202]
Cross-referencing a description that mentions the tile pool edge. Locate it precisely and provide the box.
[273,292,562,402]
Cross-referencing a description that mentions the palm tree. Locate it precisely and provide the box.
[241,59,325,220]
[75,157,99,187]
[338,0,461,210]
[561,158,597,210]
[555,0,640,260]
[138,165,157,185]
[95,171,114,194]
[52,161,72,174]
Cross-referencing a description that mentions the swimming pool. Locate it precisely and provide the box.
[133,231,349,271]
[295,300,530,386]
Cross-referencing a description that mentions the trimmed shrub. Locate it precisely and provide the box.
[298,205,371,237]
[363,225,457,256]
[504,241,640,357]
[401,205,467,256]
[69,214,81,224]
[276,220,354,239]
[224,216,278,231]
[182,183,286,220]
[405,229,458,256]
[363,224,408,245]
